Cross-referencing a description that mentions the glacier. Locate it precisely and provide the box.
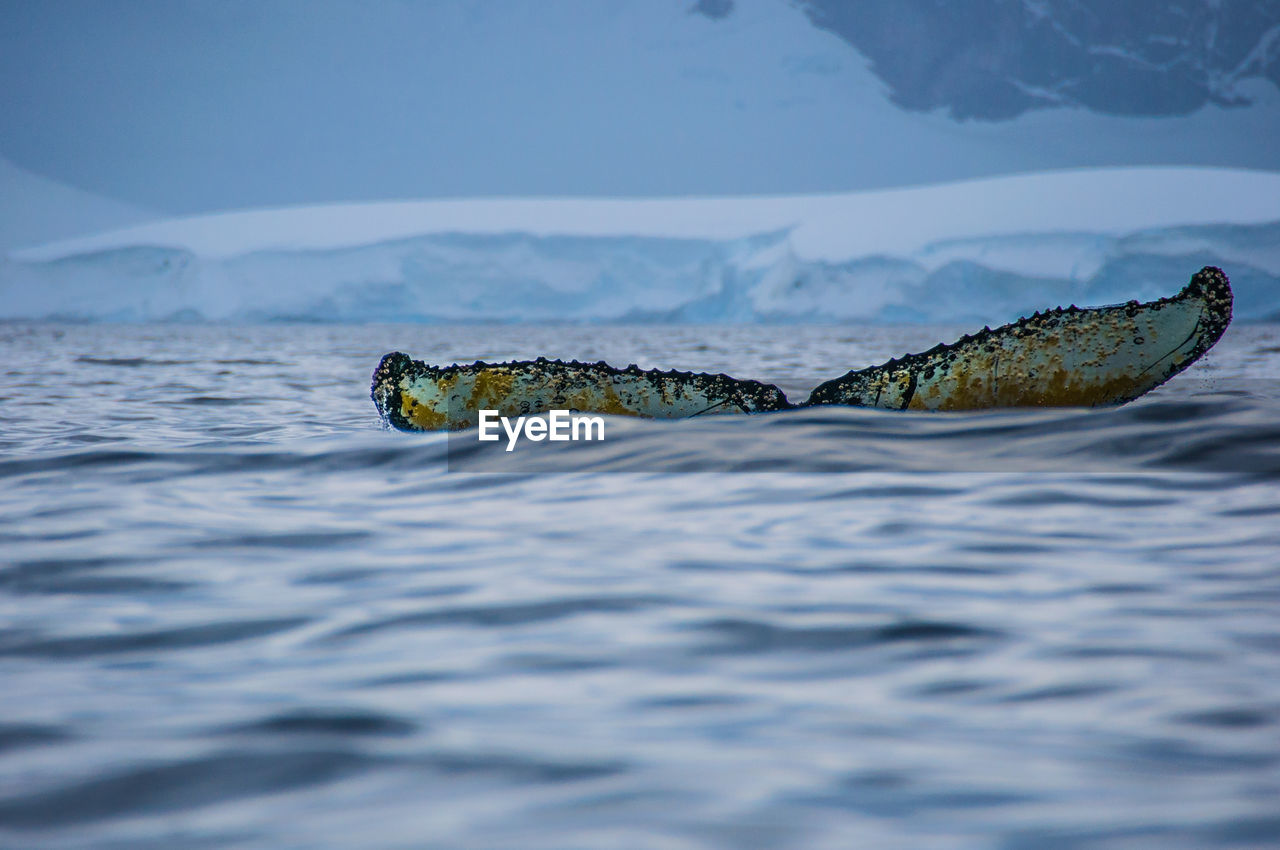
[3,168,1279,324]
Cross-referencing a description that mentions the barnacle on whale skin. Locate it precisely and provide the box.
[372,267,1233,431]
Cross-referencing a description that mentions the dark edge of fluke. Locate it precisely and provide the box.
[371,351,415,431]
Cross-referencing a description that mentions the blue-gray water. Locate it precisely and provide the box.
[2,322,1279,849]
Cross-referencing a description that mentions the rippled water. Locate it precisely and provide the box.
[2,322,1280,849]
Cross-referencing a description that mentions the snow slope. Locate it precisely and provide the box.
[0,156,156,255]
[4,168,1279,324]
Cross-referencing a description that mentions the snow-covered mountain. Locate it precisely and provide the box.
[796,0,1280,120]
[0,156,156,255]
[5,168,1279,324]
[3,2,1277,325]
[2,0,1277,212]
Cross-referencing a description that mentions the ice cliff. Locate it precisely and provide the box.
[4,168,1279,324]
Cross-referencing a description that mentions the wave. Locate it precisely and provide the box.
[3,387,1278,481]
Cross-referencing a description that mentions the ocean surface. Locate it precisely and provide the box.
[2,321,1279,850]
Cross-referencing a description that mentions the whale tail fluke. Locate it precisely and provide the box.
[372,267,1233,431]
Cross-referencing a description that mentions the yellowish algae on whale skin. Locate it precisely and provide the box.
[372,267,1233,431]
